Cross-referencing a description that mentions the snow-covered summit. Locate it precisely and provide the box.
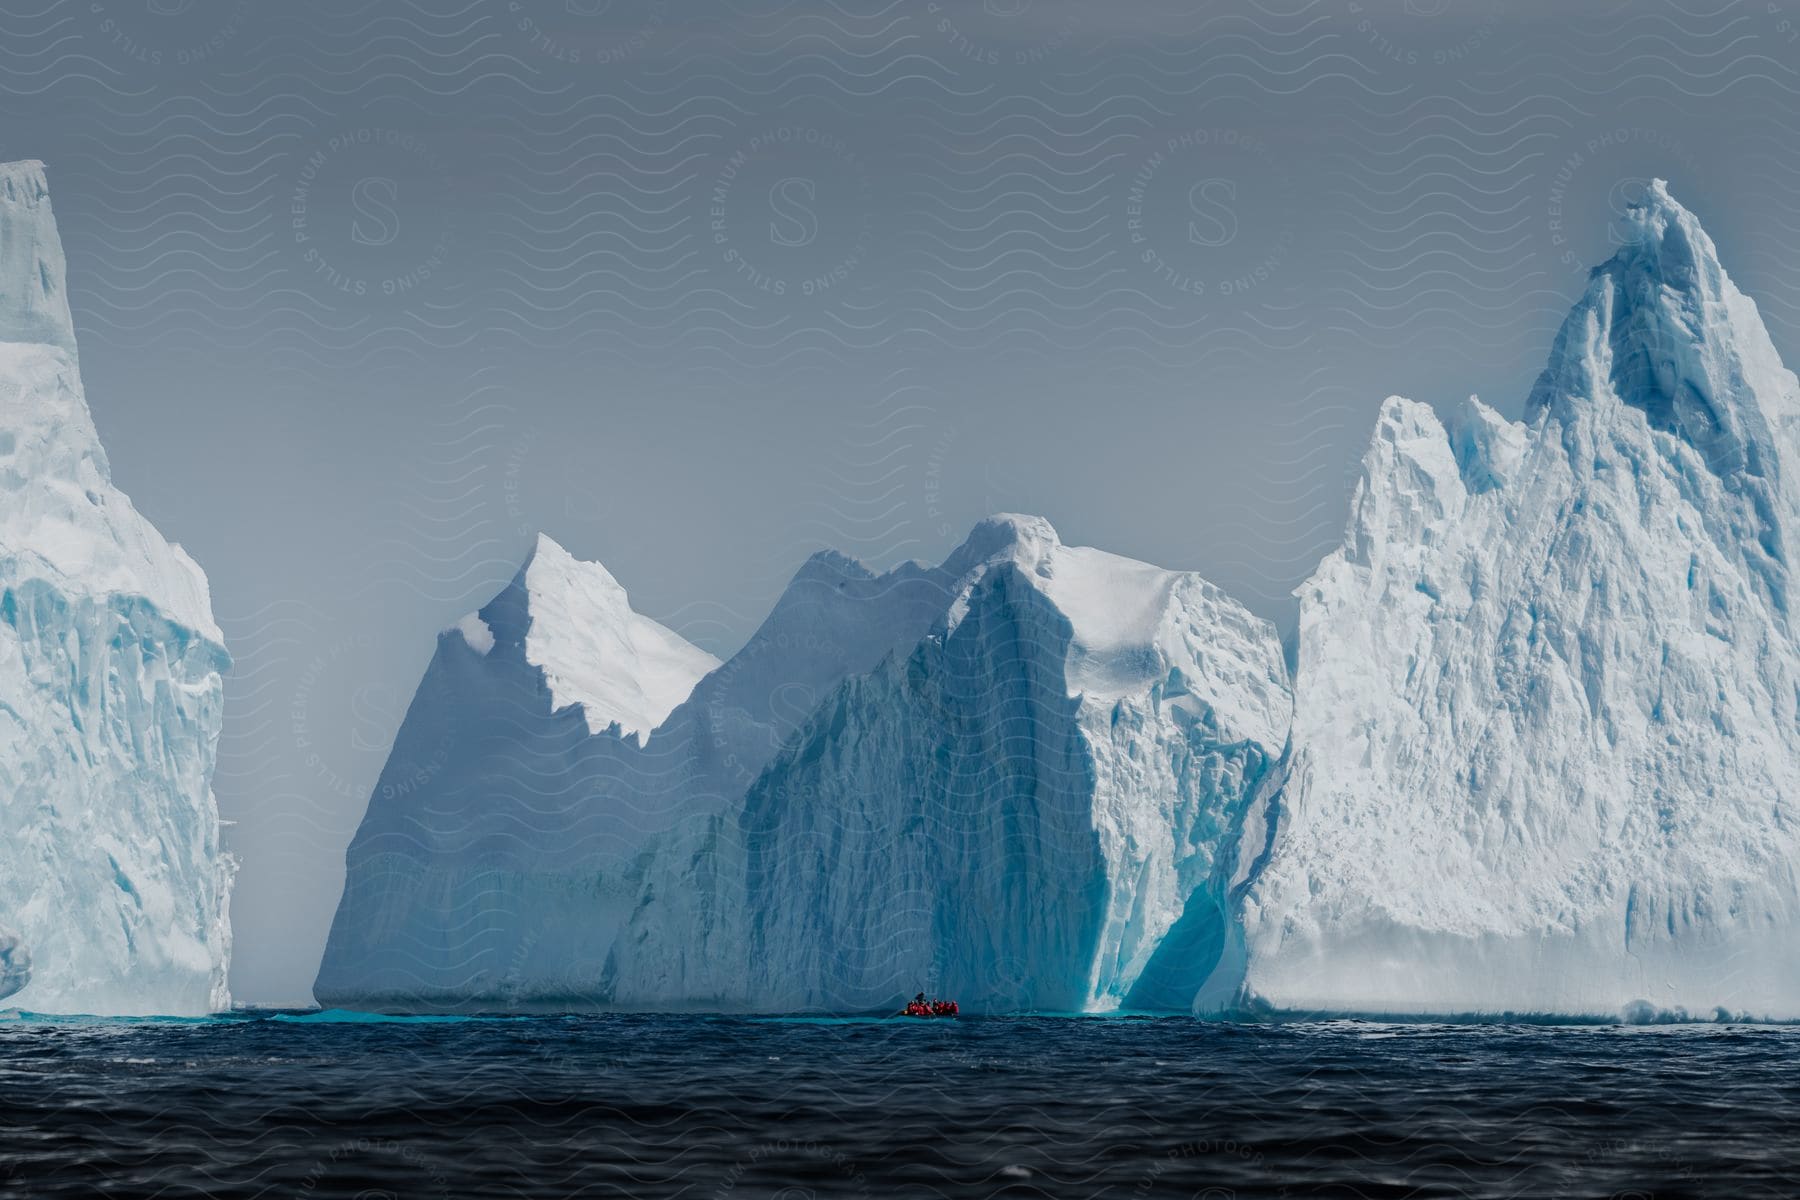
[1528,178,1798,601]
[936,514,1288,735]
[1530,179,1777,428]
[781,511,1284,727]
[476,532,720,746]
[939,511,1059,572]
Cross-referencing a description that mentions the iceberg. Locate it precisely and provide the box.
[0,161,233,1015]
[1213,181,1800,1020]
[601,515,1291,1013]
[318,517,1290,1012]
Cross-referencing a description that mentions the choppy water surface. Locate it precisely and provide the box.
[1,1011,1795,1198]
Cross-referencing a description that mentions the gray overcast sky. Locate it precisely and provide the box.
[6,0,1799,1003]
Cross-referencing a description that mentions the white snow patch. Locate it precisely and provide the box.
[522,534,719,746]
[454,611,494,655]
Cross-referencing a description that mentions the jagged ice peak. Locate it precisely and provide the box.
[0,159,75,353]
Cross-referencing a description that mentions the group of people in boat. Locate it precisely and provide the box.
[902,992,958,1018]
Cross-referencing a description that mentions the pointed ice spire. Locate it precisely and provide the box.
[1527,179,1800,485]
[0,160,76,353]
[473,532,719,745]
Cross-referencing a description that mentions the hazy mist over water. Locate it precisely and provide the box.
[5,0,1799,1002]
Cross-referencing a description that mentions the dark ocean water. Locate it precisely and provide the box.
[1,1011,1796,1199]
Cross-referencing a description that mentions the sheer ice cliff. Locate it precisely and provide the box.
[1208,181,1800,1021]
[602,515,1291,1013]
[317,517,1289,1011]
[0,161,232,1014]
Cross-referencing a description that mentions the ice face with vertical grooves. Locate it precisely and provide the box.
[601,516,1291,1013]
[1217,181,1800,1021]
[0,160,232,1015]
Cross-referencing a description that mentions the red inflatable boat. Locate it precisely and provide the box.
[900,998,959,1018]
